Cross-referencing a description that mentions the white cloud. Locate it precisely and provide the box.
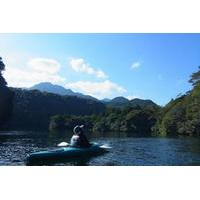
[65,80,127,99]
[28,58,61,74]
[4,57,66,87]
[69,58,108,79]
[131,61,141,69]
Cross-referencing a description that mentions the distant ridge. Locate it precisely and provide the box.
[9,87,105,130]
[29,82,98,101]
[105,96,159,108]
[105,96,129,107]
[29,82,159,108]
[129,98,158,108]
[101,98,111,102]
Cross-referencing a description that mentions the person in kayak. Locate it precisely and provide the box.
[70,125,91,148]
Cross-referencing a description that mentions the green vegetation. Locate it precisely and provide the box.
[0,57,14,129]
[154,66,200,137]
[8,88,105,130]
[49,115,94,132]
[50,105,159,136]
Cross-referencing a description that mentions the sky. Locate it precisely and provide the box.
[0,33,200,105]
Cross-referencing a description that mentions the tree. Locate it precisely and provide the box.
[154,66,200,137]
[0,57,5,71]
[8,88,105,130]
[0,57,14,128]
[0,57,7,87]
[189,66,200,86]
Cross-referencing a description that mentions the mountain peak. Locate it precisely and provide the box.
[111,96,129,103]
[29,82,97,101]
[30,82,74,95]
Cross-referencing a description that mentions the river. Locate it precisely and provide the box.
[1,131,200,166]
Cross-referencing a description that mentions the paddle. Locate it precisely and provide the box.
[57,142,69,147]
[100,144,112,149]
[57,141,112,149]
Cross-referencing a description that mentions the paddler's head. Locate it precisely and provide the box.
[73,125,84,134]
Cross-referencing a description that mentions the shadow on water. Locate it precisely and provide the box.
[26,156,92,166]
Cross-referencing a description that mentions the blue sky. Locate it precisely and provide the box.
[0,33,199,105]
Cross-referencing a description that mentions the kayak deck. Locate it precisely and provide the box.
[26,143,109,165]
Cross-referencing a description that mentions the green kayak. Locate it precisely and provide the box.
[26,143,109,165]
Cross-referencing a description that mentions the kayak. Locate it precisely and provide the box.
[26,143,109,165]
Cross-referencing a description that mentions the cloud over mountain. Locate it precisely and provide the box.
[66,80,127,99]
[4,57,66,87]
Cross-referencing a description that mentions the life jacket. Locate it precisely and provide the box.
[70,133,90,148]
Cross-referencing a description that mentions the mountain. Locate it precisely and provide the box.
[29,82,98,101]
[30,82,74,95]
[105,96,159,108]
[29,83,159,109]
[106,96,129,107]
[129,98,158,108]
[8,88,105,130]
[111,96,129,103]
[101,98,111,103]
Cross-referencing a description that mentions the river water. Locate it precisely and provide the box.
[1,131,200,166]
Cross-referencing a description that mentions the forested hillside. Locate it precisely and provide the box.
[50,105,159,136]
[8,88,105,130]
[154,67,200,137]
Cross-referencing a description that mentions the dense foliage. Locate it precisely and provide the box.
[50,105,159,136]
[0,57,14,128]
[8,88,105,130]
[49,115,94,132]
[154,67,200,137]
[0,57,7,86]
